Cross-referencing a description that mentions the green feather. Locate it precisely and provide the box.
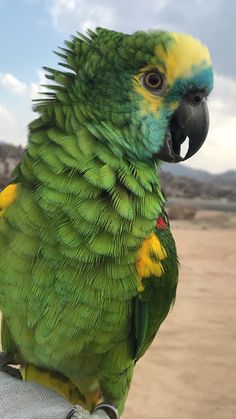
[134,299,149,359]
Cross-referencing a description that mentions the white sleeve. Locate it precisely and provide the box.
[0,371,91,419]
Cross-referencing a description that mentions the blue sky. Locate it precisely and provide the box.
[0,0,235,173]
[0,1,56,80]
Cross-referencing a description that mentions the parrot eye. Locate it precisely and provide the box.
[142,70,164,94]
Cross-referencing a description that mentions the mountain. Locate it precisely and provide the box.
[0,142,24,188]
[213,171,236,188]
[162,163,236,189]
[160,163,236,202]
[162,163,236,182]
[162,163,212,181]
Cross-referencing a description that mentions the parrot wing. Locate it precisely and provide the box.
[134,214,178,360]
[0,184,19,354]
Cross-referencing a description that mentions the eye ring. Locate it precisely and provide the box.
[142,70,164,94]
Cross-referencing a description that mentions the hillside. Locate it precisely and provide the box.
[162,163,236,188]
[160,170,236,202]
[0,143,24,188]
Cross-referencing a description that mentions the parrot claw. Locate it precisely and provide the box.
[93,403,119,419]
[65,408,77,418]
[0,351,22,380]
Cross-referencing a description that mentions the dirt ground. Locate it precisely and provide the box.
[123,213,236,419]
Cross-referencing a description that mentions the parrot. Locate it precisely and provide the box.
[0,28,213,417]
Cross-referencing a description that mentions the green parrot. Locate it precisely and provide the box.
[0,28,213,417]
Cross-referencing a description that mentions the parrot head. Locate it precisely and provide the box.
[42,28,213,165]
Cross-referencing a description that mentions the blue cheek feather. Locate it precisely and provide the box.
[130,108,173,160]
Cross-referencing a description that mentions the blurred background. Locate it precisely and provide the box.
[0,1,235,418]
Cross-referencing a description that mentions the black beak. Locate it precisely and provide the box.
[156,96,209,163]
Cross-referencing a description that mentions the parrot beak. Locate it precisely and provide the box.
[156,96,209,163]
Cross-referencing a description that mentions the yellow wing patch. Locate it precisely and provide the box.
[136,232,167,291]
[0,183,17,216]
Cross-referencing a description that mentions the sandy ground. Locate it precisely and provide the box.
[124,214,236,419]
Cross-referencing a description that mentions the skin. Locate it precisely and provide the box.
[0,28,213,414]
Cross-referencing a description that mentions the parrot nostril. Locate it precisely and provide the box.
[193,94,202,105]
[186,90,204,106]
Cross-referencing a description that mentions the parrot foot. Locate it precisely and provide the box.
[93,403,119,419]
[0,351,22,380]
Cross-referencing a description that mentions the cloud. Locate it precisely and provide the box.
[0,104,14,122]
[0,104,26,144]
[186,73,236,173]
[0,69,48,146]
[0,73,27,95]
[49,0,115,33]
[0,69,47,101]
[47,0,168,34]
[210,73,236,118]
[30,69,48,100]
[187,109,236,174]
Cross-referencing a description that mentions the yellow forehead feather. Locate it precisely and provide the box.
[155,32,212,84]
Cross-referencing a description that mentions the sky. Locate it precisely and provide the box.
[0,0,235,173]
